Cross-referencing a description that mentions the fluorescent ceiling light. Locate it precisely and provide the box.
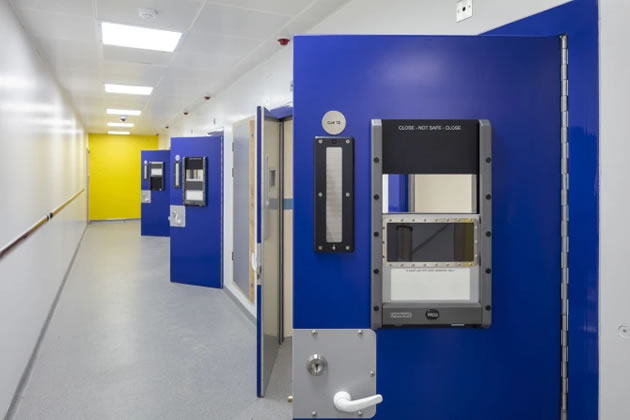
[108,122,134,128]
[105,83,153,95]
[108,131,130,135]
[101,22,182,52]
[107,108,141,116]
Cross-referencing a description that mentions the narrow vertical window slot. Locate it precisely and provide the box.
[326,147,343,243]
[174,161,181,188]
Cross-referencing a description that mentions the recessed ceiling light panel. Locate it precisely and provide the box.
[101,22,182,52]
[108,122,134,127]
[108,131,130,135]
[106,108,142,116]
[105,83,153,95]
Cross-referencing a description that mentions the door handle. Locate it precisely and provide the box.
[333,391,383,413]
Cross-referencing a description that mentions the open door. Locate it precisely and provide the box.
[292,35,563,419]
[256,106,283,397]
[233,118,256,302]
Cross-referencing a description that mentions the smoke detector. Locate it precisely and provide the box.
[138,8,158,21]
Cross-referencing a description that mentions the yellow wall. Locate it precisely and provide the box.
[88,133,159,220]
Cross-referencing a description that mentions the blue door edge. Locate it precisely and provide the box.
[221,135,225,288]
[485,1,599,418]
[256,283,262,397]
[255,104,294,397]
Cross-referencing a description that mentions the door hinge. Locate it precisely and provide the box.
[559,33,569,420]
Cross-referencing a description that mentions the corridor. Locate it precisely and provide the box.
[11,222,291,420]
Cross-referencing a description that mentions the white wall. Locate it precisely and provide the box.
[0,0,87,417]
[599,1,630,418]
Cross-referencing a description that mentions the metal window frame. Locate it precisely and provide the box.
[149,161,165,191]
[182,156,207,206]
[382,214,479,268]
[370,119,492,329]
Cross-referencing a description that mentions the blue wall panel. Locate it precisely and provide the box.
[170,136,223,288]
[140,150,171,237]
[486,1,599,417]
[293,35,561,419]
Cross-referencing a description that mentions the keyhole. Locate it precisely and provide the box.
[306,354,327,376]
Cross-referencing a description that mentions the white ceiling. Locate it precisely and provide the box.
[9,0,348,134]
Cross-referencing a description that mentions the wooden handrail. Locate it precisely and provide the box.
[0,189,85,261]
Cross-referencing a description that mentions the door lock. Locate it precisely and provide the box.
[306,354,328,376]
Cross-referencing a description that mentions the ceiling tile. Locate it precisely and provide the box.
[300,0,351,21]
[35,37,101,64]
[206,0,313,17]
[103,95,150,110]
[169,51,240,73]
[102,61,166,86]
[235,40,278,71]
[157,76,215,99]
[194,3,292,39]
[146,93,195,111]
[17,8,98,42]
[103,45,174,66]
[56,74,103,96]
[96,0,204,32]
[11,0,94,17]
[179,27,262,57]
[275,15,318,39]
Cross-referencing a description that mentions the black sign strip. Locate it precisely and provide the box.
[381,119,479,175]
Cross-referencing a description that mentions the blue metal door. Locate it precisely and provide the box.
[293,36,561,419]
[169,136,223,288]
[140,150,170,237]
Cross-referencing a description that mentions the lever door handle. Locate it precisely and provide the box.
[333,391,383,413]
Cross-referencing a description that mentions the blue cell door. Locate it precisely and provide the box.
[140,150,170,237]
[169,136,223,288]
[292,35,562,419]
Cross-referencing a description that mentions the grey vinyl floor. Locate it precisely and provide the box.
[12,221,292,420]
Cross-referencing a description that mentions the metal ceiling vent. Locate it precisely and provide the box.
[138,8,158,21]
